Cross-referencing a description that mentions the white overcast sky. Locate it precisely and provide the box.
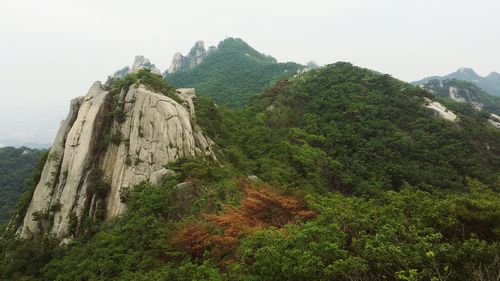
[0,0,499,146]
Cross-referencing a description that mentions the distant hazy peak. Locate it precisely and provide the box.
[168,40,214,74]
[306,61,320,69]
[189,41,206,56]
[454,67,481,79]
[414,67,500,97]
[457,67,477,74]
[112,55,162,78]
[487,72,500,79]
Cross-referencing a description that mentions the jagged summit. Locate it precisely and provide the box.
[112,55,162,78]
[165,38,303,107]
[167,40,213,74]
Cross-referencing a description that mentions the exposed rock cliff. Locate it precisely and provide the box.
[17,82,214,239]
[422,79,489,110]
[167,41,213,74]
[423,98,458,122]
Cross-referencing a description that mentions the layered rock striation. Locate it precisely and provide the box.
[18,82,214,239]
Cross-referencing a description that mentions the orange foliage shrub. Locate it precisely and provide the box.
[172,180,316,260]
[173,223,211,258]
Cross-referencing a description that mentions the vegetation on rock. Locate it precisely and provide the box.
[1,63,499,280]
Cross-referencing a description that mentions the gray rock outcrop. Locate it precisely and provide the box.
[488,113,500,129]
[167,41,215,74]
[17,82,214,239]
[113,56,162,78]
[423,98,458,122]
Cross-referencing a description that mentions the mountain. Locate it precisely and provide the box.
[421,78,500,115]
[1,62,499,281]
[414,67,500,96]
[0,147,44,223]
[164,38,303,107]
[0,141,51,149]
[112,55,162,78]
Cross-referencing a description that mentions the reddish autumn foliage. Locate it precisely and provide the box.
[265,79,290,97]
[173,223,211,259]
[172,181,316,260]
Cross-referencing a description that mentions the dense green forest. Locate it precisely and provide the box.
[0,147,44,223]
[1,64,499,280]
[165,38,303,107]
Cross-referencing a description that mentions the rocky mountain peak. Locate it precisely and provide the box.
[112,55,162,78]
[17,79,214,239]
[190,41,206,55]
[455,67,480,79]
[414,67,500,97]
[457,67,475,74]
[167,40,216,74]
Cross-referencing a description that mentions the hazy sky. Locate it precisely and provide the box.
[1,0,499,146]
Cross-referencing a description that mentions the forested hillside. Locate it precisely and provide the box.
[1,64,499,281]
[0,147,44,223]
[165,38,303,107]
[422,79,500,115]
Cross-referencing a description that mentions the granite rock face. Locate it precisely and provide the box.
[17,82,214,239]
[423,98,458,122]
[101,85,213,218]
[422,79,486,110]
[167,41,215,74]
[488,113,500,129]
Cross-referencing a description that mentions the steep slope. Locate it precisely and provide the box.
[199,62,500,193]
[0,147,43,223]
[16,70,214,239]
[165,38,303,107]
[167,40,212,74]
[414,67,500,96]
[2,63,499,281]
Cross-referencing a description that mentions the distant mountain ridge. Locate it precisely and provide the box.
[414,67,500,97]
[108,38,312,107]
[112,55,162,78]
[0,147,44,223]
[420,78,500,115]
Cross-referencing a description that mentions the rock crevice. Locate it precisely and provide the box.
[18,83,214,239]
